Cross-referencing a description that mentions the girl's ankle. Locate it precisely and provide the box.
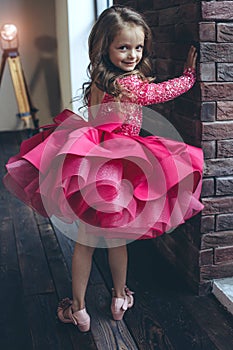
[112,288,126,299]
[72,300,85,312]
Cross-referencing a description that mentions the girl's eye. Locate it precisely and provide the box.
[136,45,144,51]
[119,46,127,50]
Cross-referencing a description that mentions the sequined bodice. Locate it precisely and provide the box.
[89,68,195,136]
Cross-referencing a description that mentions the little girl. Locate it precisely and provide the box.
[4,5,203,332]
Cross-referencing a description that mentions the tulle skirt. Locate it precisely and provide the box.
[3,109,204,240]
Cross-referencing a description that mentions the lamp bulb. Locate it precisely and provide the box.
[0,24,18,41]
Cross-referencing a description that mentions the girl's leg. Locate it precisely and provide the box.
[71,242,95,311]
[71,221,99,311]
[108,244,128,297]
[58,241,94,331]
[108,243,134,320]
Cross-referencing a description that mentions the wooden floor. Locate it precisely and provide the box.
[1,131,233,350]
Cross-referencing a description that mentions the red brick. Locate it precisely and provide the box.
[217,140,233,158]
[217,23,233,42]
[152,26,175,43]
[176,22,199,43]
[202,121,233,140]
[201,215,215,234]
[201,140,216,159]
[155,58,174,75]
[204,158,233,177]
[201,102,216,122]
[159,4,198,26]
[216,213,233,231]
[201,83,233,101]
[152,42,175,59]
[202,231,233,249]
[217,63,233,82]
[199,22,216,42]
[179,3,199,23]
[159,7,180,26]
[199,63,216,82]
[174,98,200,118]
[153,0,191,10]
[202,196,233,215]
[202,178,215,197]
[215,246,233,264]
[216,176,233,195]
[217,102,233,120]
[144,11,159,27]
[137,0,154,10]
[200,262,233,281]
[202,1,233,20]
[199,249,214,266]
[173,113,202,144]
[200,43,233,63]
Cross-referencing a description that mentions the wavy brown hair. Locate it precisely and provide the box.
[82,5,153,107]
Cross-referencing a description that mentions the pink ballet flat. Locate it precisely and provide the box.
[57,298,90,332]
[111,287,134,321]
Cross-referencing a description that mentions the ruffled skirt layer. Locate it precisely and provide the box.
[3,109,204,240]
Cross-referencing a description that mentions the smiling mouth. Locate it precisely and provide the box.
[123,62,136,65]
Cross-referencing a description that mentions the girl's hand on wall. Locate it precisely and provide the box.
[184,45,197,70]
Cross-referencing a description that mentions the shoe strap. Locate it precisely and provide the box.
[70,308,78,325]
[121,298,128,311]
[122,288,134,310]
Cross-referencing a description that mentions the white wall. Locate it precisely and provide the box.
[55,0,95,114]
[55,0,112,114]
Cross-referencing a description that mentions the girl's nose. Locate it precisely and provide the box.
[128,49,136,58]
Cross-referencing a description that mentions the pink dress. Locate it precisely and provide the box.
[3,68,204,240]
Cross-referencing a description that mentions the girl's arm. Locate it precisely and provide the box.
[119,46,197,106]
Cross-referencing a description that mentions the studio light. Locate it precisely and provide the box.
[0,24,17,41]
[0,23,38,129]
[0,24,18,50]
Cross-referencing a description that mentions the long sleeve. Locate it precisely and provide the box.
[119,68,196,106]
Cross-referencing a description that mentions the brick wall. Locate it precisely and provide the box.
[114,0,233,295]
[199,0,233,294]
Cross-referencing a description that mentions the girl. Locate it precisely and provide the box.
[4,5,203,332]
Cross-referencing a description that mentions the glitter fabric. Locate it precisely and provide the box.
[98,68,196,136]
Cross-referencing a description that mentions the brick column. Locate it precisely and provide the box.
[114,0,233,295]
[199,1,233,294]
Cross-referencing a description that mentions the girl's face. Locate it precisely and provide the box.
[108,24,145,72]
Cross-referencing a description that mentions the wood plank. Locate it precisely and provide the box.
[86,283,139,349]
[34,211,51,226]
[0,218,33,350]
[151,234,200,292]
[10,199,54,295]
[183,295,233,350]
[0,132,16,222]
[0,131,20,159]
[24,294,74,350]
[38,223,98,350]
[53,226,75,276]
[38,223,72,297]
[0,191,10,222]
[93,248,175,350]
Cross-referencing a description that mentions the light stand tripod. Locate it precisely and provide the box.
[0,24,38,129]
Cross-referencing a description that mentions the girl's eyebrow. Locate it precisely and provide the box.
[117,42,144,46]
